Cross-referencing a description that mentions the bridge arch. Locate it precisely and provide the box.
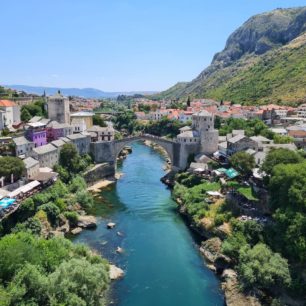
[114,135,175,169]
[90,134,196,172]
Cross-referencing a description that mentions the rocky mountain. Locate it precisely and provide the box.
[157,7,306,105]
[4,85,157,99]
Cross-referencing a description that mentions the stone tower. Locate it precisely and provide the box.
[47,91,70,124]
[192,110,218,155]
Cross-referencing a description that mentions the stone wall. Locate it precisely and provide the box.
[83,163,115,185]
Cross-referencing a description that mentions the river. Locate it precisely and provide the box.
[73,142,224,306]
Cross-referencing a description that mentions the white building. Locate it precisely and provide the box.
[0,110,5,130]
[71,118,87,133]
[178,111,193,123]
[296,104,306,118]
[0,100,20,128]
[13,136,35,157]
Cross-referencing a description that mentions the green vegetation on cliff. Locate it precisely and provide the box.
[156,7,306,105]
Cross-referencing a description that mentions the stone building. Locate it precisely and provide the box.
[47,91,70,124]
[71,118,87,133]
[46,121,73,142]
[192,110,219,155]
[177,130,200,144]
[70,112,93,130]
[66,133,90,155]
[227,135,258,156]
[32,144,59,168]
[23,157,39,180]
[13,136,35,157]
[87,125,115,142]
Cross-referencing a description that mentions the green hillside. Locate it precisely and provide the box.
[156,7,306,105]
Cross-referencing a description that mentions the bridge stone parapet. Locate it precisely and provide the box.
[90,134,200,172]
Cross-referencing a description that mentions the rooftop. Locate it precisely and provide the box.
[67,133,88,140]
[177,130,199,138]
[59,137,71,143]
[70,111,94,117]
[13,136,31,146]
[23,157,39,169]
[87,125,114,132]
[27,122,46,128]
[0,100,16,107]
[193,110,212,117]
[51,139,66,148]
[228,134,246,143]
[33,144,57,155]
[179,126,192,132]
[250,135,271,143]
[28,116,42,123]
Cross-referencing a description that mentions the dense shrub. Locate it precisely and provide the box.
[238,243,291,290]
[64,211,79,227]
[0,232,109,305]
[39,203,61,226]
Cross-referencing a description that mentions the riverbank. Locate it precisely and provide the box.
[163,173,263,306]
[143,140,171,171]
[87,173,123,192]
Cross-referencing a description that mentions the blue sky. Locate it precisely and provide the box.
[0,0,305,92]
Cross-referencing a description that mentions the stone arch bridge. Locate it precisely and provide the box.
[90,134,199,172]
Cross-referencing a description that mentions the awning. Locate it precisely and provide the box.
[206,191,224,197]
[225,168,239,179]
[8,181,40,198]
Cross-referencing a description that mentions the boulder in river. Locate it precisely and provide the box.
[109,265,124,280]
[71,227,83,235]
[107,222,116,229]
[116,246,124,254]
[77,215,97,229]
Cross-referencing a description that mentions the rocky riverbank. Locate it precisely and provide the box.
[168,189,262,306]
[143,140,171,171]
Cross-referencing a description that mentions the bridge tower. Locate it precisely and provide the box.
[192,110,218,155]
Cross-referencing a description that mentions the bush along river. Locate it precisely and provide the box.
[73,142,224,306]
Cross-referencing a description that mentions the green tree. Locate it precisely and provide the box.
[76,190,94,209]
[0,157,25,182]
[48,258,109,306]
[20,108,31,122]
[186,96,191,107]
[7,263,49,306]
[59,143,80,172]
[261,148,302,174]
[268,161,306,261]
[238,243,291,290]
[40,203,61,226]
[273,134,293,144]
[69,175,87,193]
[230,151,255,176]
[92,114,107,127]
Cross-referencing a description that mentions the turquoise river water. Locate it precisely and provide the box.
[74,142,224,306]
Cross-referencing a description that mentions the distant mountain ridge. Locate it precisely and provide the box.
[4,85,157,99]
[157,6,306,105]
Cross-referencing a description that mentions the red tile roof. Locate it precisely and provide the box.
[0,99,16,107]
